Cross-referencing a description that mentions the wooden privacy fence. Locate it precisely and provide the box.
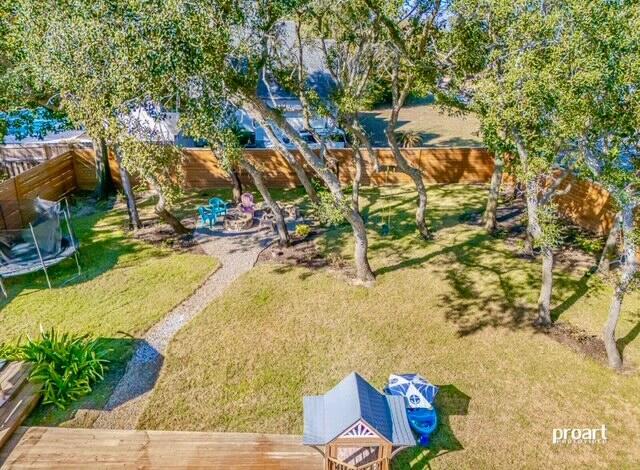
[0,143,92,178]
[175,147,495,189]
[0,145,620,235]
[0,150,95,230]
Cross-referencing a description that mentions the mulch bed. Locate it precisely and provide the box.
[132,216,204,254]
[257,230,328,270]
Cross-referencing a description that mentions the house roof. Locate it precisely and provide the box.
[1,129,91,145]
[303,372,416,447]
[258,21,335,109]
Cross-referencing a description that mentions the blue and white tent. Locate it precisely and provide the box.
[386,374,439,410]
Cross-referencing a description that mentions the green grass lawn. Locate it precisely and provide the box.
[0,196,218,425]
[139,185,640,469]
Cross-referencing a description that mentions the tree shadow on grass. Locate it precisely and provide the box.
[393,385,471,469]
[618,316,640,358]
[375,231,491,276]
[0,199,172,304]
[439,237,534,336]
[551,269,600,322]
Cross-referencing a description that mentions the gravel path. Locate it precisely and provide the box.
[92,224,276,429]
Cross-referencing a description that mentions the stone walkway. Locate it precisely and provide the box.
[92,225,276,429]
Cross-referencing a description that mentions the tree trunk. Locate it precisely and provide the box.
[240,94,375,283]
[352,147,365,212]
[251,112,319,204]
[603,204,637,369]
[229,168,243,204]
[483,153,504,233]
[345,206,375,282]
[146,177,190,235]
[240,160,290,246]
[598,211,622,274]
[113,146,141,230]
[523,179,541,257]
[386,128,431,239]
[346,119,380,172]
[93,138,114,201]
[536,246,554,326]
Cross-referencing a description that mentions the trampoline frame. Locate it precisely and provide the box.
[0,198,81,297]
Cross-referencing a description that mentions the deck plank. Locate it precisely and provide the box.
[0,364,40,450]
[1,427,323,469]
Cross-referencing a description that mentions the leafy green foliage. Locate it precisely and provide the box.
[312,191,347,226]
[534,204,564,250]
[1,328,110,409]
[395,130,423,148]
[294,224,311,238]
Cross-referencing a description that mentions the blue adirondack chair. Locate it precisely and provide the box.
[209,197,228,218]
[198,206,217,228]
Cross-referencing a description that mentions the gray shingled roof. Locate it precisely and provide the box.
[258,21,336,106]
[303,372,416,447]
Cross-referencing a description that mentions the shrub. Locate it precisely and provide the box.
[1,328,110,409]
[295,224,311,238]
[311,177,326,193]
[312,191,346,226]
[395,130,423,148]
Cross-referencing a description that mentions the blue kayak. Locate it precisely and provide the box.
[407,407,438,446]
[385,374,439,446]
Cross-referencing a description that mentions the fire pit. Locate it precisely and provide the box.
[224,208,254,231]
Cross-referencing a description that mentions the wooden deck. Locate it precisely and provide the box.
[0,427,323,469]
[0,362,40,450]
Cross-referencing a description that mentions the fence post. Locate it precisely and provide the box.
[13,176,24,227]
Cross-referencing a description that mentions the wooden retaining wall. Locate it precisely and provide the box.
[0,145,621,236]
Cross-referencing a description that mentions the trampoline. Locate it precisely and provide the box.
[0,197,80,297]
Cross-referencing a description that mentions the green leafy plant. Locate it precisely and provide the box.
[311,191,346,226]
[0,343,20,361]
[310,177,325,193]
[294,224,311,238]
[4,328,110,409]
[535,204,565,249]
[395,130,423,148]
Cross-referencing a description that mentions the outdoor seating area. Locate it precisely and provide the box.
[197,193,254,230]
[196,192,301,233]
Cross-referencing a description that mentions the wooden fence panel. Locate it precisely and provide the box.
[72,149,100,190]
[15,153,76,202]
[0,152,78,229]
[0,145,623,237]
[0,179,22,230]
[182,149,240,189]
[552,175,616,235]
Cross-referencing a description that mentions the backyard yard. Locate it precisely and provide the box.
[133,185,639,469]
[0,185,638,468]
[0,197,218,425]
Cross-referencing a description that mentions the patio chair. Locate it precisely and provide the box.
[239,193,255,215]
[209,197,228,218]
[198,206,217,228]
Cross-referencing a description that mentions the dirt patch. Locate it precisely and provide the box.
[132,216,204,254]
[539,321,609,365]
[465,197,599,275]
[257,231,328,270]
[256,229,358,280]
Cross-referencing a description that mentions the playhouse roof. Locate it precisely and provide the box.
[303,372,416,447]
